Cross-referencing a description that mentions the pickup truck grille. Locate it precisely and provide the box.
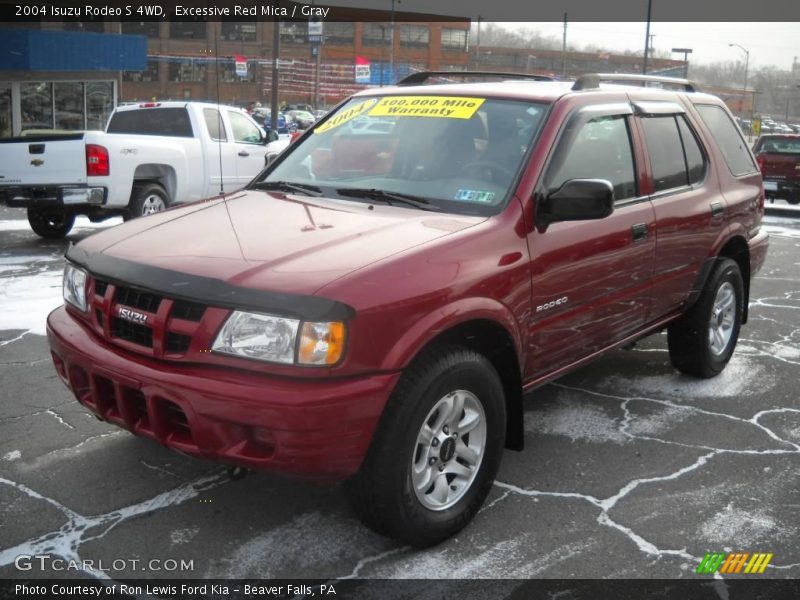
[90,278,208,357]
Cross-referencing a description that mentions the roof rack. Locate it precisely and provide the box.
[396,71,558,86]
[572,73,699,93]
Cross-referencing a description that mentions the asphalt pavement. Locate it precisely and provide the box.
[0,203,798,589]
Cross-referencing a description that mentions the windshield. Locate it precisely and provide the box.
[256,95,548,215]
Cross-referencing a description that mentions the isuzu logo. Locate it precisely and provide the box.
[116,306,148,325]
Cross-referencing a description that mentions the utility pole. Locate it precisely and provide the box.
[389,0,395,83]
[643,0,652,74]
[270,20,279,132]
[561,13,567,78]
[474,15,481,69]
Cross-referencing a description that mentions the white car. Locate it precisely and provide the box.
[0,101,269,238]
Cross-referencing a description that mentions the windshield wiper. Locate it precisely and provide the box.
[335,187,438,211]
[252,181,323,197]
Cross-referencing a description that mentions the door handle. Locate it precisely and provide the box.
[710,202,724,218]
[631,223,648,241]
[238,151,250,157]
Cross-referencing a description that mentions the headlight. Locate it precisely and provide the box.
[212,311,346,366]
[63,263,87,312]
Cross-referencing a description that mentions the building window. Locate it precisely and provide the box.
[362,23,391,47]
[20,82,53,132]
[441,28,469,52]
[123,59,160,82]
[220,61,255,83]
[121,21,160,38]
[0,85,11,138]
[169,59,207,83]
[54,82,85,131]
[221,22,256,42]
[325,22,353,46]
[399,25,429,48]
[279,22,306,44]
[170,20,206,40]
[86,82,114,130]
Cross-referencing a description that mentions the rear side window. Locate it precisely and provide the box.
[107,108,194,137]
[641,116,688,192]
[203,108,227,142]
[545,115,637,202]
[695,104,757,176]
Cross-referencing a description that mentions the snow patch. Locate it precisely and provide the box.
[170,526,200,546]
[2,450,21,462]
[525,399,627,444]
[0,269,63,335]
[0,217,122,232]
[605,354,766,401]
[699,504,779,546]
[625,404,691,436]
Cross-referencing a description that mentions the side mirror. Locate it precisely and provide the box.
[265,130,279,144]
[537,179,615,226]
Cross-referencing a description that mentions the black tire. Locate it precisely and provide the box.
[345,344,506,547]
[787,196,800,205]
[27,207,75,239]
[126,183,169,221]
[668,258,744,378]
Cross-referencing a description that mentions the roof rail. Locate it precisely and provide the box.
[397,71,557,86]
[572,73,699,93]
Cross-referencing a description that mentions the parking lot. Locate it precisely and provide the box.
[0,204,798,585]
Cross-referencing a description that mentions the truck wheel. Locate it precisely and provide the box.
[668,258,744,378]
[787,196,800,205]
[345,345,506,547]
[27,207,75,239]
[127,183,169,220]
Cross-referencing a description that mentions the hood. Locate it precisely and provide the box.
[79,191,484,296]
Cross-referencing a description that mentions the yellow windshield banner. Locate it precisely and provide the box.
[368,96,485,119]
[314,98,378,134]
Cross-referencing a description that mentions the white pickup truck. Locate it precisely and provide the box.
[0,101,274,238]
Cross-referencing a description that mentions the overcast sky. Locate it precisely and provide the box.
[504,22,799,71]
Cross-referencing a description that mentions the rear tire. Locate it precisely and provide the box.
[787,196,800,205]
[126,183,169,220]
[345,344,506,547]
[27,207,75,239]
[668,258,744,378]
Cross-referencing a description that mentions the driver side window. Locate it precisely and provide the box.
[545,115,637,203]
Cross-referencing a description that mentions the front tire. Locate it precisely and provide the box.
[126,183,169,220]
[345,345,506,547]
[668,258,744,378]
[27,207,75,239]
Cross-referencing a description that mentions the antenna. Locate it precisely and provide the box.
[214,33,224,197]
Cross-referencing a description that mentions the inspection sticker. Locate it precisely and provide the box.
[315,98,378,134]
[369,96,485,119]
[455,189,496,203]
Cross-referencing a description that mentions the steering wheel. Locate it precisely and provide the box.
[459,160,515,181]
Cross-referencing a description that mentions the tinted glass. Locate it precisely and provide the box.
[85,82,114,131]
[695,104,757,176]
[546,115,637,202]
[20,82,53,132]
[677,116,706,184]
[641,116,688,192]
[54,82,85,130]
[203,108,227,141]
[107,108,194,137]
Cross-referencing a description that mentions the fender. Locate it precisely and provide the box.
[379,296,526,373]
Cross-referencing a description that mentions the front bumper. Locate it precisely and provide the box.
[1,185,106,208]
[47,306,399,480]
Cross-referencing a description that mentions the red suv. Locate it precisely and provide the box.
[48,73,769,547]
[753,133,800,204]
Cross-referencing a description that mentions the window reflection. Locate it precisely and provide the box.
[21,82,53,132]
[54,82,85,130]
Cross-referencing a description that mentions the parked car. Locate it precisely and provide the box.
[48,73,768,547]
[0,101,270,238]
[753,133,800,204]
[285,109,316,130]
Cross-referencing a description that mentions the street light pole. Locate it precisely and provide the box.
[729,43,750,119]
